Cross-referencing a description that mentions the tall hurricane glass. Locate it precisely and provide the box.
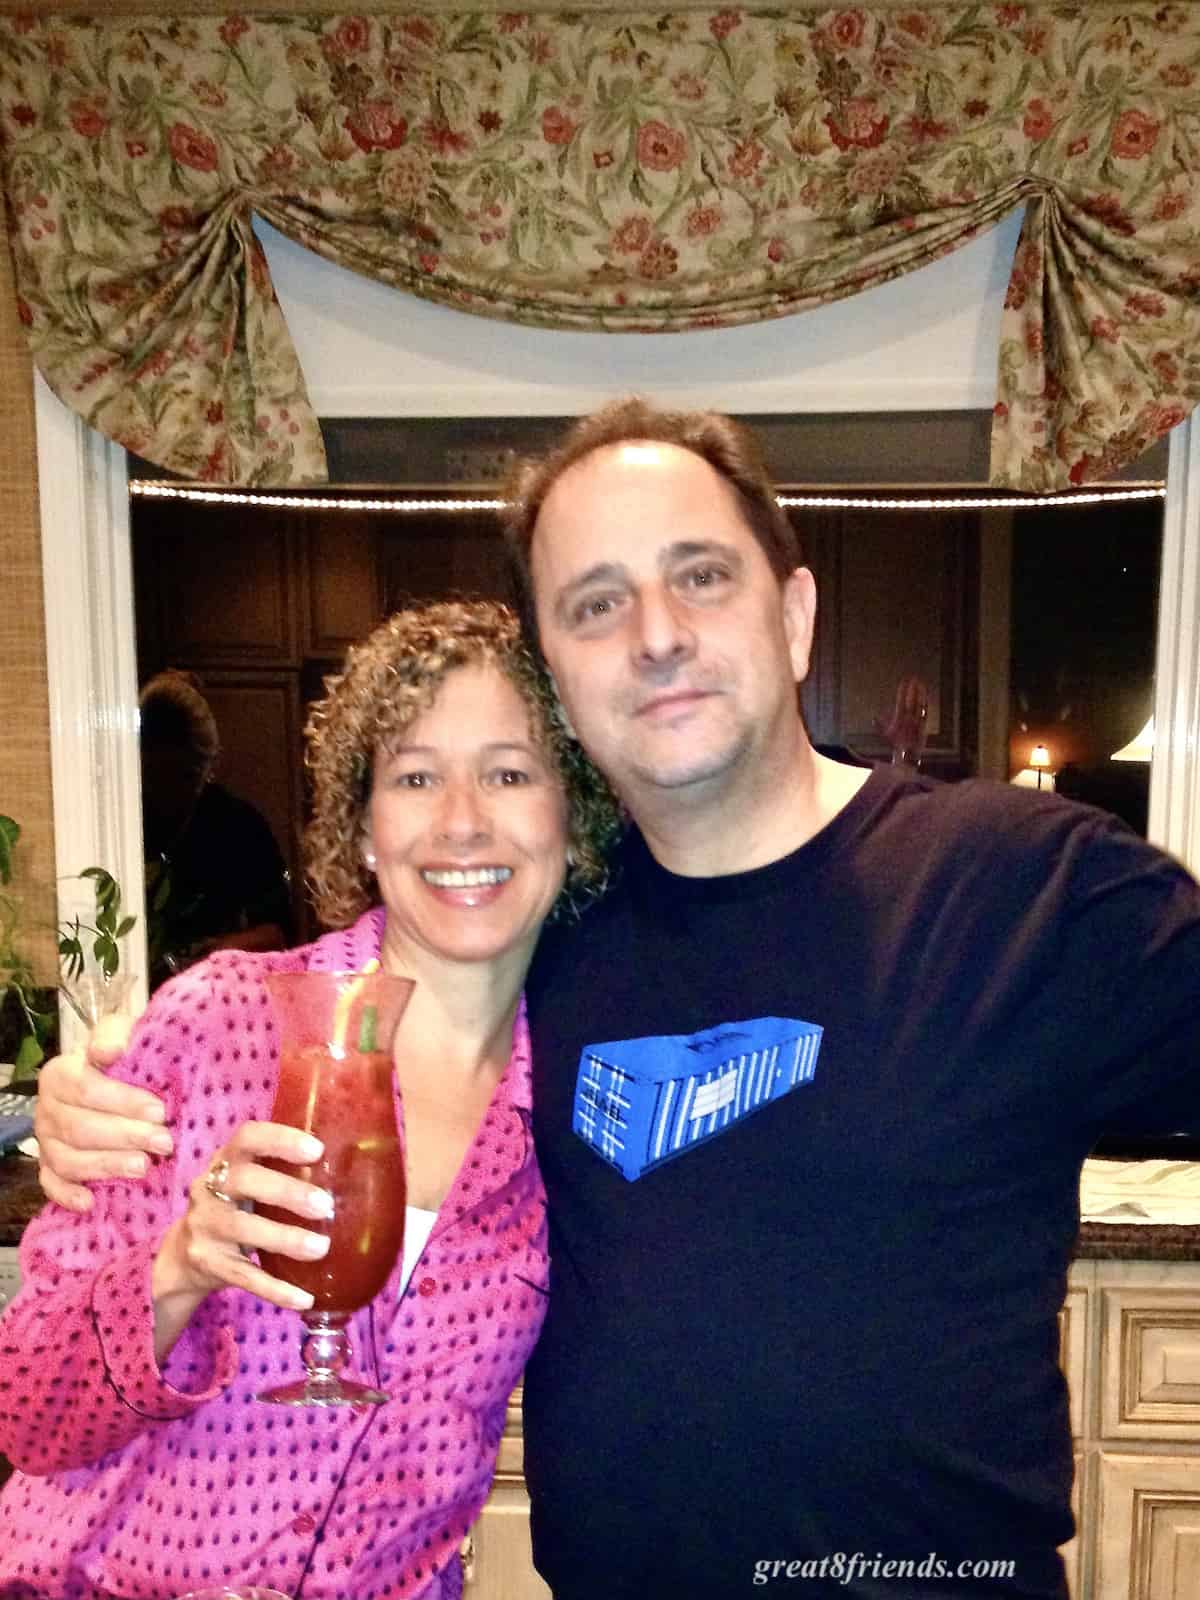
[255,970,413,1406]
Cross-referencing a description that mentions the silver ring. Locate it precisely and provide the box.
[204,1157,236,1206]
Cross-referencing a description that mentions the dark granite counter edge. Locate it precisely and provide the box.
[1075,1220,1200,1261]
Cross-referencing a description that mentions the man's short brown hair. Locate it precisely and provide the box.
[500,397,802,650]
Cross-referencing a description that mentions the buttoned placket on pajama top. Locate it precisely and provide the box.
[0,907,549,1600]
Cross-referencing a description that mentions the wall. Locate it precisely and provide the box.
[0,234,54,974]
[257,211,1020,418]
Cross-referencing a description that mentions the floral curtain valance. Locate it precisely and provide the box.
[1,6,1198,490]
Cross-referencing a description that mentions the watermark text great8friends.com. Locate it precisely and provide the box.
[753,1553,1017,1587]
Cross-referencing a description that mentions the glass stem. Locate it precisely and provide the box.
[300,1311,351,1385]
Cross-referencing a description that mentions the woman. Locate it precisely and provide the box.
[0,600,618,1600]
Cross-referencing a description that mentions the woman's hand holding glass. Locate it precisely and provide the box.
[36,1037,342,1357]
[150,1119,335,1339]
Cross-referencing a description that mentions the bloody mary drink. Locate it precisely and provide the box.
[257,1041,405,1312]
[255,969,414,1407]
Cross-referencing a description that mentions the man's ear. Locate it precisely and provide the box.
[782,567,817,685]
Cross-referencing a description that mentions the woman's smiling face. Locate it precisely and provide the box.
[363,661,569,972]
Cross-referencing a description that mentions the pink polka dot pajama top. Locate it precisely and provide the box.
[0,908,550,1600]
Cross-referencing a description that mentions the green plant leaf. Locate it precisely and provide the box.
[54,866,134,984]
[58,931,85,980]
[92,933,119,978]
[0,815,19,886]
[83,867,120,919]
[13,1031,44,1077]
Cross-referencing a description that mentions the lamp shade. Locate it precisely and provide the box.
[1110,716,1154,763]
[1011,741,1055,790]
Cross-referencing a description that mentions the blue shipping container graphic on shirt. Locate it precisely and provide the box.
[573,1016,822,1181]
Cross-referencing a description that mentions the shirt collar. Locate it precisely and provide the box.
[500,996,534,1115]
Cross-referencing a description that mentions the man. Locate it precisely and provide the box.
[35,400,1200,1598]
[139,670,293,984]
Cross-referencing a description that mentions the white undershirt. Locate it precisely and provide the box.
[400,1205,438,1292]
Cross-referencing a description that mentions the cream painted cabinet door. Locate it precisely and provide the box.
[1091,1276,1200,1600]
[1093,1453,1200,1600]
[462,1386,550,1600]
[1059,1284,1089,1598]
[462,1479,550,1600]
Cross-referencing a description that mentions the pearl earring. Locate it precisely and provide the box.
[364,849,377,871]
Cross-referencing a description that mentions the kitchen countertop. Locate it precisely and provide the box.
[3,1152,1200,1259]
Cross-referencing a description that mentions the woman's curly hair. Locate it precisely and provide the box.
[304,599,622,929]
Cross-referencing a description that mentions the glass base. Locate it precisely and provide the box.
[257,1374,387,1407]
[255,1308,389,1407]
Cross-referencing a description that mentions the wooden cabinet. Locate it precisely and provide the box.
[1098,1286,1200,1439]
[1067,1259,1200,1600]
[132,493,987,949]
[464,1488,550,1600]
[798,507,978,776]
[1094,1455,1200,1598]
[135,502,300,669]
[198,672,306,937]
[380,511,517,614]
[1062,1286,1090,1438]
[302,517,381,657]
[461,1385,548,1600]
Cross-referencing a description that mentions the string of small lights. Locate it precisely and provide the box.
[128,481,1166,515]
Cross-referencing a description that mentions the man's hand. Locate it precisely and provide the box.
[35,1014,173,1212]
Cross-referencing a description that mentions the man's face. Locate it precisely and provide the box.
[529,442,814,810]
[140,743,206,847]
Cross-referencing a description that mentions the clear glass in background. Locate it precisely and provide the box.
[58,970,135,1029]
[255,969,413,1407]
[172,1588,290,1599]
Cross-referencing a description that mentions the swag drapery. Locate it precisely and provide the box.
[0,6,1197,490]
